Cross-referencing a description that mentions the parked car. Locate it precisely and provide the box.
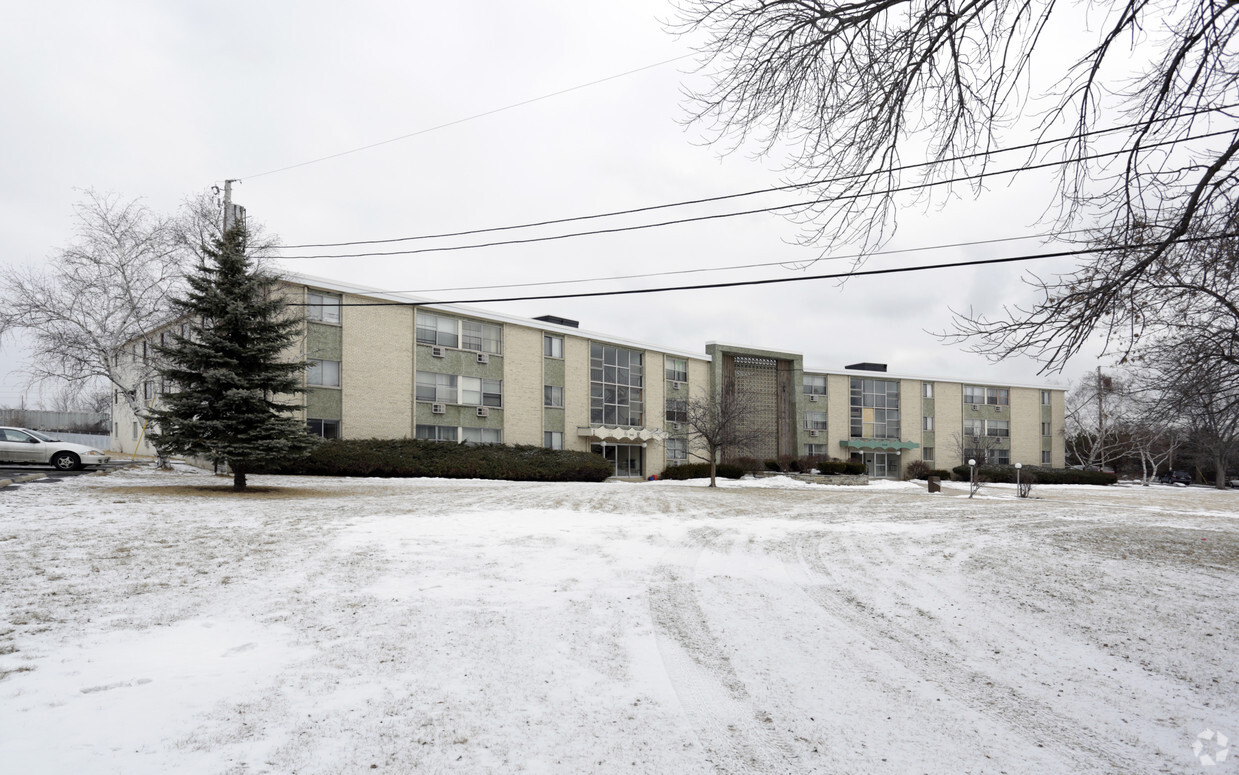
[0,426,111,471]
[1157,470,1193,486]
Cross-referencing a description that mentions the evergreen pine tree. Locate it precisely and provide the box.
[152,225,315,490]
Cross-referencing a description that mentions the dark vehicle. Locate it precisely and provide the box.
[1157,470,1192,486]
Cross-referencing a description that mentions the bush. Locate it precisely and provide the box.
[816,460,866,476]
[253,439,613,482]
[903,459,932,480]
[659,462,746,480]
[764,459,782,471]
[732,457,765,473]
[949,464,1117,486]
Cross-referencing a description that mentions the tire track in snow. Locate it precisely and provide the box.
[780,531,1149,774]
[648,526,798,774]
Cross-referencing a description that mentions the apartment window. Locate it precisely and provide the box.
[923,416,934,431]
[544,431,563,450]
[986,420,1010,437]
[666,357,688,383]
[307,419,340,439]
[590,343,644,426]
[462,377,502,407]
[1041,390,1051,405]
[923,446,935,461]
[160,331,167,348]
[994,449,1011,465]
[806,444,828,457]
[132,422,139,440]
[416,425,457,442]
[544,335,564,358]
[666,398,687,423]
[1042,450,1052,464]
[416,372,456,403]
[544,385,563,408]
[923,382,934,398]
[416,312,458,347]
[462,427,502,444]
[1041,422,1052,436]
[306,291,341,324]
[965,448,1010,465]
[666,437,687,463]
[461,320,503,354]
[143,381,155,400]
[804,411,827,430]
[964,385,1009,406]
[804,375,827,395]
[850,378,900,439]
[307,359,341,387]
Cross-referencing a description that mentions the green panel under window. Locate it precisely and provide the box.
[307,322,343,360]
[544,357,565,386]
[544,407,564,433]
[416,346,502,378]
[921,431,935,446]
[1043,436,1053,451]
[415,402,504,429]
[306,387,342,420]
[922,397,935,415]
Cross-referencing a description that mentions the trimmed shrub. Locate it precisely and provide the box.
[764,459,782,472]
[254,439,613,482]
[949,464,1117,486]
[659,462,746,480]
[732,457,765,473]
[903,459,932,480]
[817,460,866,476]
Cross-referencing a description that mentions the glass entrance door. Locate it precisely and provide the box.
[592,444,643,477]
[861,452,899,479]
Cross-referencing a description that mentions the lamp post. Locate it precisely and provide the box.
[968,458,977,499]
[1015,462,1023,498]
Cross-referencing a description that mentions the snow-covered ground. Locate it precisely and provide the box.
[2,467,1236,774]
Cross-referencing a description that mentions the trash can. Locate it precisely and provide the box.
[927,475,941,493]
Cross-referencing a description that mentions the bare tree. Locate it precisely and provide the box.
[682,387,766,487]
[1063,371,1137,470]
[949,430,1004,468]
[675,0,1239,371]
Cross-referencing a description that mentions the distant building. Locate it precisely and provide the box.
[111,274,1065,479]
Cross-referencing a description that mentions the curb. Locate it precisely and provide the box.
[0,473,49,489]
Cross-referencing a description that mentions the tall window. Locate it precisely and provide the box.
[1041,422,1052,436]
[923,416,934,431]
[923,446,935,461]
[665,398,687,423]
[416,312,459,347]
[923,382,934,398]
[544,385,563,408]
[544,335,564,358]
[308,359,341,387]
[964,385,1009,405]
[416,425,457,442]
[307,419,340,439]
[307,291,341,324]
[804,411,827,430]
[850,378,900,439]
[804,375,827,395]
[590,343,644,426]
[1041,390,1051,405]
[461,320,503,354]
[666,437,687,464]
[1042,450,1052,464]
[416,372,456,402]
[666,357,688,382]
[544,431,563,450]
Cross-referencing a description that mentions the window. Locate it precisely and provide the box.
[462,427,502,444]
[307,419,340,439]
[416,424,457,442]
[132,422,139,440]
[666,437,687,463]
[544,431,563,449]
[544,385,563,408]
[544,335,564,358]
[806,443,828,457]
[665,398,687,423]
[804,411,827,430]
[923,382,934,398]
[922,416,934,431]
[307,291,341,324]
[986,420,1009,437]
[307,359,341,387]
[416,312,458,348]
[462,377,502,407]
[923,446,935,461]
[849,378,900,439]
[590,343,644,426]
[666,357,688,383]
[1041,390,1051,405]
[965,448,1010,465]
[1041,422,1052,436]
[416,372,456,402]
[1042,450,1052,464]
[461,320,503,354]
[964,385,1009,405]
[804,375,827,395]
[964,418,984,437]
[143,381,155,400]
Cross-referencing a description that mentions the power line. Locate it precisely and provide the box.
[284,234,1236,309]
[275,129,1237,260]
[236,54,696,181]
[276,105,1238,250]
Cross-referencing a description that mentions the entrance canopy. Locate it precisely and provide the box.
[578,426,668,443]
[840,438,920,451]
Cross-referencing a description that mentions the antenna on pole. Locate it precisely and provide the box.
[221,179,245,231]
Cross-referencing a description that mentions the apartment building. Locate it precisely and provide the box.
[111,274,1065,478]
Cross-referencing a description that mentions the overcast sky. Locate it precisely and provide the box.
[1,1,1113,408]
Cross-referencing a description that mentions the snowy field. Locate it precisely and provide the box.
[1,467,1236,774]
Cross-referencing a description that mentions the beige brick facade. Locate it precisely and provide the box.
[342,297,413,438]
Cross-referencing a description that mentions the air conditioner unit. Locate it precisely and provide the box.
[809,394,819,402]
[431,346,446,358]
[476,406,489,418]
[431,403,446,414]
[971,405,980,411]
[809,430,820,437]
[995,406,1004,413]
[671,422,680,431]
[476,353,489,364]
[672,381,682,390]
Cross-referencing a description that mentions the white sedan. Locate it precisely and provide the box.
[0,427,112,471]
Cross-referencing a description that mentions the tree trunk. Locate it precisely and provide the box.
[709,457,717,488]
[1217,455,1229,490]
[233,468,247,491]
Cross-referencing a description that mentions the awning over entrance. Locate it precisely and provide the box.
[578,426,668,443]
[840,438,920,451]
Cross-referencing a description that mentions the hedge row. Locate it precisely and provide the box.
[659,462,746,480]
[950,464,1118,486]
[255,438,613,482]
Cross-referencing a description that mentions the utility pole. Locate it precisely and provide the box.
[221,179,243,231]
[1097,366,1105,469]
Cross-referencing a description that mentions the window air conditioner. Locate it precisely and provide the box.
[671,422,680,431]
[431,346,446,358]
[672,381,682,390]
[809,430,820,437]
[996,405,1004,413]
[476,353,489,364]
[971,405,979,411]
[476,406,489,418]
[809,394,819,402]
[431,403,446,414]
